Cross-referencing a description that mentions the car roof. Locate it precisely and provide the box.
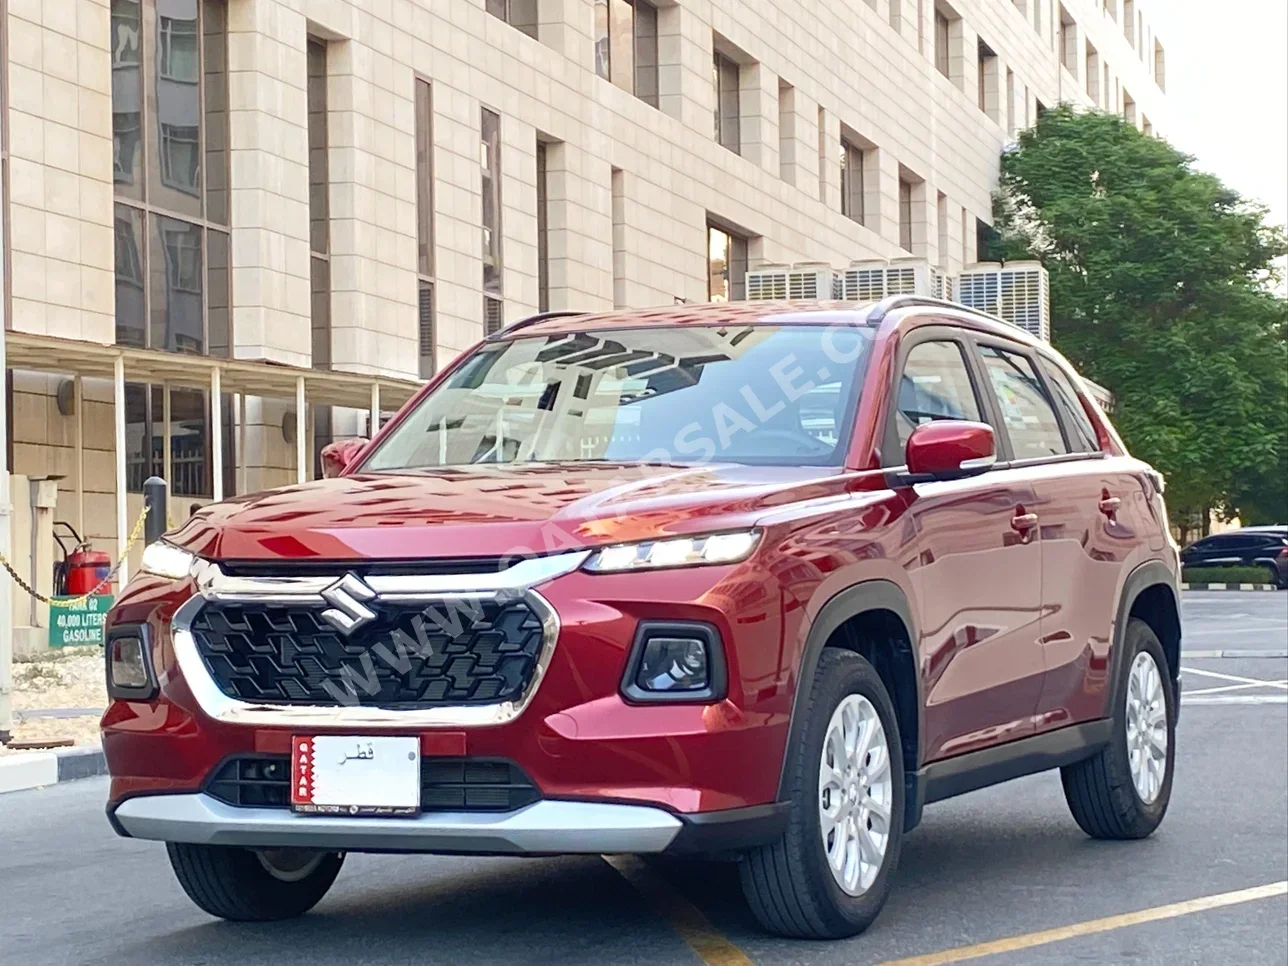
[494,299,1046,347]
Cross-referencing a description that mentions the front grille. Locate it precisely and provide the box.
[205,756,541,812]
[189,597,545,708]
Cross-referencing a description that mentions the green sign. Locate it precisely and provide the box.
[49,595,115,647]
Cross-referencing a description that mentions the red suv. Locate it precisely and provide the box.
[102,298,1181,939]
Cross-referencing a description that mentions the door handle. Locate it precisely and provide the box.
[1011,511,1039,532]
[1099,494,1122,517]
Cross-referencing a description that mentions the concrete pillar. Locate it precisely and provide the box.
[326,41,419,377]
[227,0,312,365]
[657,3,711,135]
[873,149,902,248]
[543,142,614,315]
[818,108,841,211]
[740,63,779,176]
[778,84,819,190]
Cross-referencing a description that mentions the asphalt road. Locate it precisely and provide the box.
[3,593,1285,966]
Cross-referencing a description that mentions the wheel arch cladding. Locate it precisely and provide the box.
[1113,561,1182,717]
[776,581,922,813]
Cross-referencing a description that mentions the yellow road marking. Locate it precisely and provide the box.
[875,880,1288,966]
[604,855,756,966]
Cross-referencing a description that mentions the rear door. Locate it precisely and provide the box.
[884,328,1044,763]
[972,343,1146,730]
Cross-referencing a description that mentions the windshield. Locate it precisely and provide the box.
[362,324,873,471]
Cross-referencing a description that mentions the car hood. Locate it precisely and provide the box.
[167,463,853,562]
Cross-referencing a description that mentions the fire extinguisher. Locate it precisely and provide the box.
[52,522,112,597]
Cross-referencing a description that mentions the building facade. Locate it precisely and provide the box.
[0,0,1166,574]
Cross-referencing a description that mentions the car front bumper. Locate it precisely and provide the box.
[111,793,683,854]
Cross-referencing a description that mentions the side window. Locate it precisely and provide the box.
[894,340,983,451]
[1038,358,1100,452]
[978,345,1069,460]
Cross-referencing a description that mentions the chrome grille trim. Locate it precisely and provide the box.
[169,551,588,728]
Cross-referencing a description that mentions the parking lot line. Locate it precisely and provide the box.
[1181,666,1288,690]
[604,856,756,966]
[1184,694,1288,706]
[873,880,1288,966]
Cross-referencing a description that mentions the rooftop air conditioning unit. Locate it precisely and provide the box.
[841,259,890,302]
[956,260,1051,342]
[887,257,953,301]
[787,262,842,299]
[745,264,790,301]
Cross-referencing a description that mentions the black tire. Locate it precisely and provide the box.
[739,649,905,939]
[1061,618,1176,839]
[167,843,344,921]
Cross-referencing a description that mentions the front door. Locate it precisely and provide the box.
[887,335,1045,764]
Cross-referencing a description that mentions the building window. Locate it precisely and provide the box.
[1006,68,1015,135]
[934,10,951,78]
[1123,89,1137,127]
[1141,115,1153,137]
[707,222,748,302]
[936,192,949,265]
[899,178,914,252]
[978,39,998,121]
[111,0,231,356]
[1085,41,1099,104]
[778,80,795,185]
[415,78,436,379]
[487,0,538,40]
[713,51,740,153]
[840,139,866,225]
[1123,0,1135,43]
[484,295,504,336]
[481,108,504,310]
[1059,6,1076,73]
[594,0,657,105]
[1153,40,1165,91]
[307,38,331,371]
[817,107,827,202]
[537,141,550,313]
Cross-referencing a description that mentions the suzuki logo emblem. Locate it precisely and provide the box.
[320,574,378,635]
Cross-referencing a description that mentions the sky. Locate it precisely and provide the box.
[1150,0,1288,290]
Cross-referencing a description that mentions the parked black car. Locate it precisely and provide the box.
[1181,527,1288,588]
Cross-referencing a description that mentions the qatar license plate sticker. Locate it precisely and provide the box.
[291,736,420,816]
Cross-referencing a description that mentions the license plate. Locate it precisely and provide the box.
[291,736,420,816]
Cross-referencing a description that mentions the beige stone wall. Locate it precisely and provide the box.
[5,0,115,342]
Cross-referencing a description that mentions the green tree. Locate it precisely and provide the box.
[990,106,1288,537]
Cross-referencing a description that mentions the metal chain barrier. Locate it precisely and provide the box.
[0,505,150,608]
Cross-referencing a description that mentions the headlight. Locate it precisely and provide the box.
[139,541,195,580]
[583,530,761,573]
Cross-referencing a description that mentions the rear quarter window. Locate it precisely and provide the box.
[1038,358,1100,453]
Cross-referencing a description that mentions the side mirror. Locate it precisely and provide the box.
[905,421,996,480]
[320,438,369,479]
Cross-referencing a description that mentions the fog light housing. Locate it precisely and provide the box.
[621,622,726,704]
[106,627,157,700]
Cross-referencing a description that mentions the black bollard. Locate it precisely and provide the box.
[143,477,168,545]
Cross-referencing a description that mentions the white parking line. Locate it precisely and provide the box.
[1180,666,1288,690]
[1183,695,1288,706]
[1185,682,1285,696]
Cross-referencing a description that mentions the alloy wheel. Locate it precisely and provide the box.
[1125,650,1168,804]
[818,694,894,895]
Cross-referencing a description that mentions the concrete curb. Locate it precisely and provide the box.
[0,746,107,795]
[1181,582,1279,592]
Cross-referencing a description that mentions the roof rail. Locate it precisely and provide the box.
[488,310,586,340]
[867,295,1005,326]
